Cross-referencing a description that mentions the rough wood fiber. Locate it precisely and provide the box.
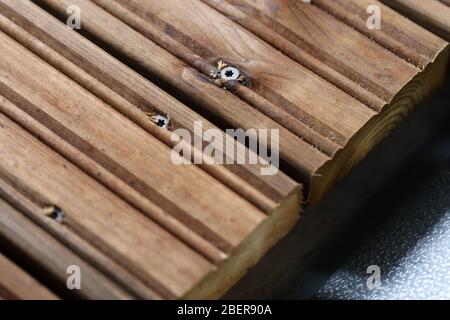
[0,1,300,299]
[381,0,450,42]
[0,0,297,212]
[35,0,449,203]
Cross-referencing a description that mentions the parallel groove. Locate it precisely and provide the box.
[0,0,447,300]
[0,3,303,298]
[0,250,58,300]
[29,0,331,181]
[0,92,226,264]
[0,111,218,298]
[92,0,354,147]
[380,0,450,42]
[313,0,444,68]
[0,1,298,210]
[201,0,390,111]
[0,184,143,299]
[77,0,448,205]
[25,0,448,205]
[0,30,259,254]
[0,164,164,299]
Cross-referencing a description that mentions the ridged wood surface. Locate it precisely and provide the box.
[0,0,448,299]
[381,0,450,42]
[33,0,448,202]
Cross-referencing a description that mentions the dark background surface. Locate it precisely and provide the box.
[227,70,450,300]
[289,74,450,300]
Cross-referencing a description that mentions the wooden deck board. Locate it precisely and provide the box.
[0,0,448,299]
[381,0,450,42]
[0,0,300,299]
[0,97,299,298]
[33,0,448,202]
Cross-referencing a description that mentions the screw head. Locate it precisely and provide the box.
[43,205,64,223]
[151,114,170,129]
[220,66,240,81]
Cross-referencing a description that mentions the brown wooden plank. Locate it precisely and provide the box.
[0,181,155,299]
[0,109,299,298]
[0,0,298,212]
[41,0,448,203]
[381,0,450,41]
[198,0,448,202]
[312,0,447,66]
[0,28,267,251]
[28,0,331,191]
[203,0,416,109]
[99,0,374,141]
[0,252,58,300]
[0,0,447,300]
[0,109,216,299]
[0,25,300,298]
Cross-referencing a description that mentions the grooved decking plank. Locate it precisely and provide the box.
[0,108,299,298]
[0,252,58,300]
[0,5,300,298]
[0,194,138,299]
[313,0,447,66]
[0,0,298,212]
[30,0,331,184]
[46,0,450,203]
[97,0,374,141]
[0,28,266,252]
[0,0,447,301]
[0,109,215,299]
[200,0,448,202]
[381,0,450,41]
[203,0,417,108]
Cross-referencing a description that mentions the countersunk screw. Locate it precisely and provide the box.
[220,66,241,81]
[43,205,65,223]
[150,114,171,129]
[211,61,247,87]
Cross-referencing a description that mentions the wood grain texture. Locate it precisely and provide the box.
[0,0,297,212]
[0,252,58,300]
[0,0,448,300]
[204,0,411,109]
[0,98,299,299]
[32,0,332,183]
[0,179,154,299]
[381,0,450,41]
[0,0,300,298]
[46,0,449,203]
[312,0,447,67]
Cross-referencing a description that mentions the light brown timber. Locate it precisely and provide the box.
[381,0,450,42]
[0,17,300,298]
[33,0,449,203]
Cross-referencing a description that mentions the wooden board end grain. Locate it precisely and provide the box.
[186,187,300,299]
